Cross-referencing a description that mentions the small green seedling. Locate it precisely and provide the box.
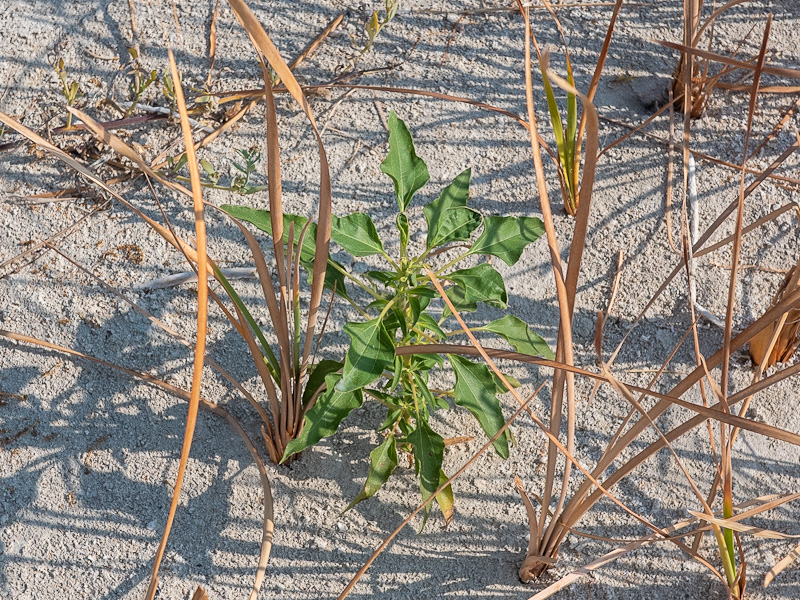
[54,58,82,129]
[199,158,221,186]
[538,50,580,216]
[167,149,265,195]
[344,0,400,72]
[162,72,176,116]
[166,152,188,173]
[230,147,263,195]
[124,47,159,118]
[223,112,550,527]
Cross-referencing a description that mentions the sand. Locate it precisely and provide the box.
[2,0,800,598]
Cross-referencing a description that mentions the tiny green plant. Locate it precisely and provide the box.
[124,47,159,118]
[223,112,551,525]
[166,149,265,195]
[161,72,176,116]
[343,0,400,72]
[230,147,264,194]
[537,49,579,215]
[53,58,82,130]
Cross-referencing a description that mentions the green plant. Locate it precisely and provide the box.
[230,146,264,194]
[124,47,159,118]
[53,58,82,129]
[344,0,400,72]
[166,148,266,194]
[161,71,176,115]
[526,0,621,216]
[223,111,551,524]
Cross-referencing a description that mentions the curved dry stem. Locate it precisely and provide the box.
[144,47,210,600]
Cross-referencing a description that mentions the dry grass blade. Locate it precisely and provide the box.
[227,0,332,375]
[206,0,221,88]
[516,2,577,566]
[749,255,800,367]
[658,40,800,80]
[515,476,545,581]
[144,47,210,600]
[598,136,799,373]
[529,516,701,599]
[531,492,784,598]
[540,63,601,555]
[66,106,193,198]
[191,586,209,600]
[765,543,800,587]
[287,13,343,73]
[688,510,800,540]
[0,110,224,286]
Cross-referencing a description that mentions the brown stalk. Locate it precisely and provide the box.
[532,492,798,598]
[570,0,623,181]
[219,210,287,447]
[144,47,210,600]
[563,284,800,538]
[226,0,333,380]
[540,65,601,555]
[206,0,220,88]
[256,57,294,447]
[715,21,770,589]
[516,3,576,565]
[659,39,800,80]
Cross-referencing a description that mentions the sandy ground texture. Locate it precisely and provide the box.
[2,0,800,598]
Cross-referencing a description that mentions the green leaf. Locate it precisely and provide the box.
[338,318,395,392]
[220,205,312,259]
[282,374,363,461]
[416,313,446,340]
[408,419,445,529]
[423,169,481,248]
[381,111,430,212]
[302,359,343,405]
[468,216,545,266]
[413,371,438,414]
[411,353,444,371]
[448,355,509,458]
[331,213,385,257]
[430,207,482,250]
[220,205,350,300]
[366,270,396,286]
[379,406,402,430]
[444,263,507,314]
[396,212,409,256]
[409,296,422,328]
[435,469,454,526]
[491,372,522,394]
[388,355,403,392]
[483,315,555,360]
[344,435,398,512]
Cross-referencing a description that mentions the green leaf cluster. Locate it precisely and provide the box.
[223,111,551,527]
